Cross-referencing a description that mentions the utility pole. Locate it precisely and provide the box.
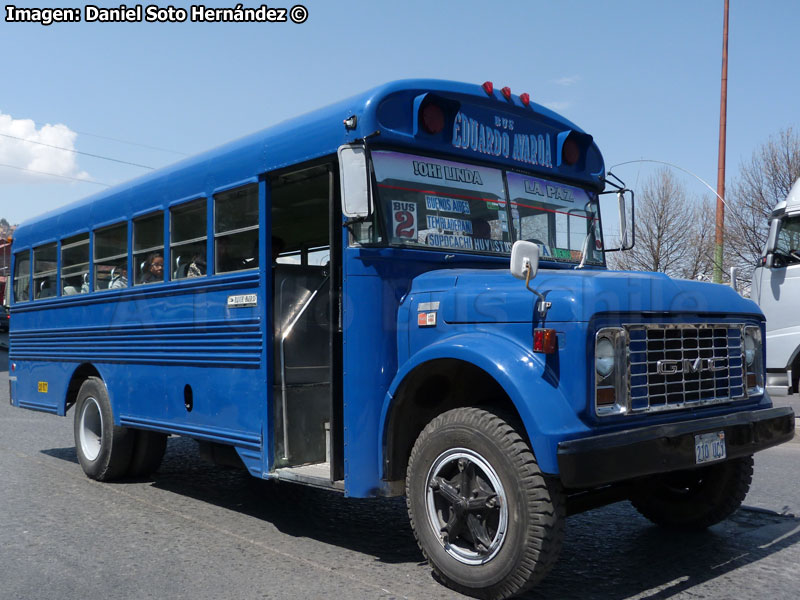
[713,0,729,283]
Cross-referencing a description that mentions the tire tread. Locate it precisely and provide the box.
[406,407,564,600]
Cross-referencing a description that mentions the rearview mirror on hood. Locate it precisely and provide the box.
[510,240,540,281]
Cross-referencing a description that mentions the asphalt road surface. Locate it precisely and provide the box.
[1,350,799,600]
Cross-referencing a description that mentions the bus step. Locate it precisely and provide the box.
[273,462,344,491]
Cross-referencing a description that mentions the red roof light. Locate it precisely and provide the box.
[482,81,494,96]
[501,86,512,100]
[520,93,530,106]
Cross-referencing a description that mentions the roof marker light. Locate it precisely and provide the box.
[520,93,530,106]
[501,86,512,100]
[482,81,494,96]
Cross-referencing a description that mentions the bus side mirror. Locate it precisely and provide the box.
[510,240,540,281]
[338,145,371,218]
[598,189,635,252]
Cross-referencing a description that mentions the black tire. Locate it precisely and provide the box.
[406,407,565,600]
[73,377,134,481]
[631,455,754,530]
[127,430,168,478]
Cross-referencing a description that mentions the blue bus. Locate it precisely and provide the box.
[9,80,794,599]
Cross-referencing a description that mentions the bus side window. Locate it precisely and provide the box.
[133,211,164,285]
[171,198,207,279]
[13,250,31,303]
[61,233,90,295]
[94,223,128,291]
[33,242,57,300]
[214,184,259,274]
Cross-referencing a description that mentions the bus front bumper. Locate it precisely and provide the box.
[557,407,795,489]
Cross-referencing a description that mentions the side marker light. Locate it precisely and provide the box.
[533,328,557,354]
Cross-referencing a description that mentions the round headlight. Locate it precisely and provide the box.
[596,337,615,377]
[744,332,756,366]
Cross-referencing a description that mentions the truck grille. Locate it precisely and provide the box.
[627,324,745,412]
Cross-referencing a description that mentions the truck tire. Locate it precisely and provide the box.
[73,377,134,481]
[406,407,564,600]
[127,430,168,478]
[631,455,754,530]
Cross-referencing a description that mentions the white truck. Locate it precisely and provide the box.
[752,178,800,396]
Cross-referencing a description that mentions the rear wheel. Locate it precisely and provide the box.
[406,407,564,600]
[631,456,754,530]
[127,430,168,478]
[73,377,134,481]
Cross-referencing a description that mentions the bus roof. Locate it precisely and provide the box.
[14,79,601,249]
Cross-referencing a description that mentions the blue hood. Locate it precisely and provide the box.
[410,268,762,323]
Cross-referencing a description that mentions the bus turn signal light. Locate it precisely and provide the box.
[533,328,557,354]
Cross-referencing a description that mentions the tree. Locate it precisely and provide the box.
[722,127,800,282]
[608,167,709,279]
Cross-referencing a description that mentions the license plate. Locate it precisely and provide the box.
[695,431,726,465]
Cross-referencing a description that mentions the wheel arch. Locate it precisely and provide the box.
[63,363,103,415]
[380,334,577,482]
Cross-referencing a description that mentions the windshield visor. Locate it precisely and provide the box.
[507,172,602,265]
[372,150,512,255]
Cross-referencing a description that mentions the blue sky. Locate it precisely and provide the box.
[1,0,798,225]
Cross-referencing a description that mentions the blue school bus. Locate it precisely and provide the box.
[8,80,795,599]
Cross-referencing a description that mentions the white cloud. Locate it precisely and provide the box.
[555,75,580,86]
[0,111,90,184]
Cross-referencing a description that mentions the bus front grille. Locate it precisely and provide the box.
[627,323,746,412]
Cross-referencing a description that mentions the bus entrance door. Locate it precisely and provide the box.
[272,266,332,469]
[268,164,341,487]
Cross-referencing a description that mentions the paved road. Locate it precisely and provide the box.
[1,351,799,600]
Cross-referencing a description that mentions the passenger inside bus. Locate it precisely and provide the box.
[140,253,164,284]
[109,265,128,289]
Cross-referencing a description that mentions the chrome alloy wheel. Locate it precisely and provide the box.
[424,447,508,565]
[78,395,103,462]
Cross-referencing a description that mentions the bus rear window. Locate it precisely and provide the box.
[13,250,30,303]
[33,243,57,300]
[372,151,511,255]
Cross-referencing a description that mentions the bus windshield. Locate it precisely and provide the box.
[371,150,602,264]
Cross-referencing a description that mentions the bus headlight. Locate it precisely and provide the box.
[744,326,764,394]
[595,328,627,416]
[744,330,756,366]
[595,337,615,377]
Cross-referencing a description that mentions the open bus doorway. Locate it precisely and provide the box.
[269,163,343,485]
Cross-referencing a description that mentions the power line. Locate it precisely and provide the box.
[72,129,190,156]
[0,162,111,186]
[0,132,155,170]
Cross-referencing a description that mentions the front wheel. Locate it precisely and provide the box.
[74,377,134,481]
[631,456,754,530]
[406,407,564,600]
